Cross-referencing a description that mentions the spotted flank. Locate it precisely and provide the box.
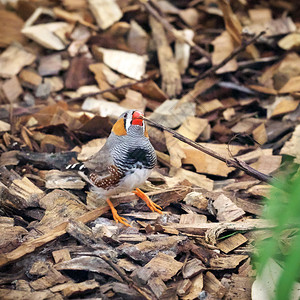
[89,165,123,190]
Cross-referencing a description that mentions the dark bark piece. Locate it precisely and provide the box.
[55,256,122,281]
[182,258,207,278]
[0,217,28,254]
[65,56,95,90]
[17,151,78,170]
[117,236,187,263]
[203,271,227,299]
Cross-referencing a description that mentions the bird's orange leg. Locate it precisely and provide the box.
[132,188,163,214]
[106,198,131,227]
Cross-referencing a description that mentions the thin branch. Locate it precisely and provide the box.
[197,30,266,80]
[139,0,211,62]
[99,255,155,300]
[144,117,280,186]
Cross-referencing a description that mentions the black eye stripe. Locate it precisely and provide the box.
[130,111,134,125]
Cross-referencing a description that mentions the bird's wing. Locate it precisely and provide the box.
[83,143,114,176]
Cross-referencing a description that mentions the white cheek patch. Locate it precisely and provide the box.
[125,117,131,132]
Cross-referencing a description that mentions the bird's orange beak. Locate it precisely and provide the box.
[132,111,143,126]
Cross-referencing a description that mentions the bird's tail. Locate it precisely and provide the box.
[66,162,88,173]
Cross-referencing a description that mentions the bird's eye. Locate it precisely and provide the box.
[124,113,128,119]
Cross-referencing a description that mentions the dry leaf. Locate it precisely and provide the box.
[218,0,259,58]
[271,99,299,117]
[280,124,300,163]
[279,76,300,93]
[212,31,238,73]
[164,131,186,168]
[177,116,208,141]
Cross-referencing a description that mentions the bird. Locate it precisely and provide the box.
[66,109,162,226]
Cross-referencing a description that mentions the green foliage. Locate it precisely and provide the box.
[256,172,300,300]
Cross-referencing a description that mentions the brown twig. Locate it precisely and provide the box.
[99,255,155,300]
[144,117,280,186]
[197,30,266,80]
[139,0,211,62]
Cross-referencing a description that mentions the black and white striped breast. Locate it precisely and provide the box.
[111,135,156,174]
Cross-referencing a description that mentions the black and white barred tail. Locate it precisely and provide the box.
[66,162,88,174]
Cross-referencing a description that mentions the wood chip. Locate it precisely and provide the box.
[271,99,299,117]
[142,253,183,281]
[217,233,248,253]
[177,116,209,141]
[182,258,207,279]
[278,32,300,50]
[182,273,203,300]
[1,76,23,103]
[148,276,167,299]
[279,76,300,93]
[250,154,282,175]
[10,177,44,208]
[117,236,187,263]
[88,0,122,29]
[203,271,227,299]
[210,254,248,269]
[96,47,147,80]
[19,69,42,88]
[36,190,89,233]
[0,220,28,254]
[120,89,147,112]
[0,120,11,132]
[197,99,224,116]
[149,99,196,128]
[0,43,36,78]
[0,289,55,299]
[61,279,100,298]
[38,54,62,76]
[182,143,244,177]
[30,267,68,290]
[213,194,245,222]
[0,10,26,48]
[128,20,149,55]
[180,214,207,224]
[164,131,186,168]
[52,249,71,264]
[44,170,85,189]
[22,22,71,50]
[252,123,268,145]
[183,192,209,210]
[149,15,182,97]
[170,168,214,191]
[218,0,259,58]
[55,256,122,281]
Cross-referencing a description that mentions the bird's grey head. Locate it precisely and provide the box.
[111,110,148,137]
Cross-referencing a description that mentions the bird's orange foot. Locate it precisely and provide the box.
[106,199,131,227]
[133,188,163,214]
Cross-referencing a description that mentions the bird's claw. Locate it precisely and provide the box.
[133,188,163,214]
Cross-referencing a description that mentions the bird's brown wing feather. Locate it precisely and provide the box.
[83,143,114,175]
[89,165,123,190]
